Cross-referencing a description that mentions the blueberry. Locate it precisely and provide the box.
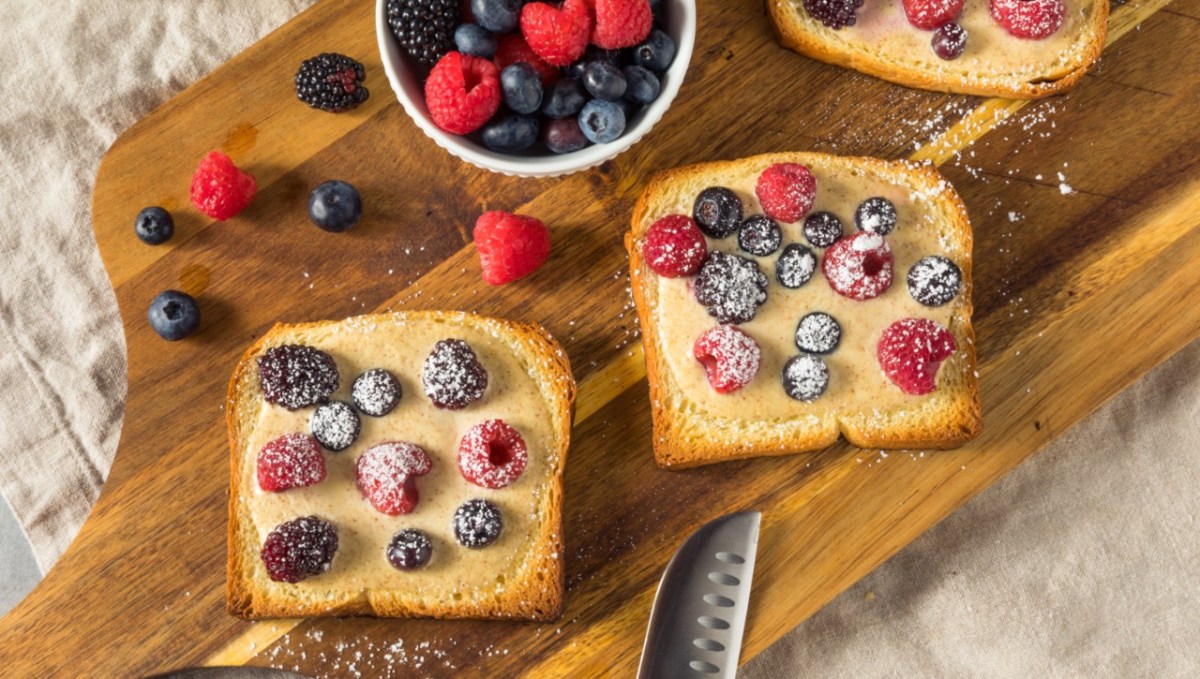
[453,499,504,548]
[542,78,587,119]
[776,243,817,289]
[500,63,543,114]
[543,117,589,154]
[471,0,520,33]
[803,211,843,248]
[738,214,782,257]
[582,61,626,100]
[622,65,660,104]
[631,29,675,72]
[481,113,539,152]
[567,46,619,79]
[907,255,963,307]
[454,24,496,58]
[146,290,200,341]
[578,99,626,143]
[794,312,842,354]
[351,368,402,417]
[310,400,360,452]
[932,23,967,61]
[134,206,174,245]
[693,187,743,238]
[387,529,433,570]
[855,197,897,235]
[782,354,829,402]
[308,180,362,233]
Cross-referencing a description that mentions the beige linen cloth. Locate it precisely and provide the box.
[1,1,1196,676]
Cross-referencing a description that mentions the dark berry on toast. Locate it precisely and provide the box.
[351,369,402,417]
[907,255,963,307]
[781,354,830,402]
[854,197,898,235]
[932,23,968,60]
[803,211,843,248]
[387,529,434,570]
[737,215,783,257]
[257,345,339,411]
[453,499,504,548]
[310,400,361,452]
[423,339,488,409]
[802,0,864,28]
[261,516,339,583]
[692,187,743,238]
[794,312,842,355]
[694,251,769,324]
[775,244,817,289]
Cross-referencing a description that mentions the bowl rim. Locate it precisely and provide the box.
[375,0,697,178]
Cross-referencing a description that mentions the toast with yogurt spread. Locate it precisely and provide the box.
[626,152,981,468]
[767,0,1108,98]
[226,311,574,620]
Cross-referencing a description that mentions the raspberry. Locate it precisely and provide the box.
[260,516,338,583]
[802,0,864,29]
[877,318,957,395]
[756,163,816,223]
[423,339,489,409]
[425,51,502,135]
[257,433,326,492]
[474,210,552,285]
[694,251,769,325]
[257,344,339,411]
[821,231,894,301]
[190,151,256,221]
[520,0,592,67]
[693,325,761,394]
[643,215,707,277]
[494,33,560,84]
[990,0,1065,39]
[458,419,529,489]
[355,442,433,515]
[902,0,964,29]
[591,0,653,49]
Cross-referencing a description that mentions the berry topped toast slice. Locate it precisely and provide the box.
[626,153,981,468]
[227,311,575,620]
[768,0,1107,98]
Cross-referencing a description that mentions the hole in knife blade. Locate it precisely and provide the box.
[708,572,740,586]
[703,594,735,607]
[694,638,726,652]
[715,552,745,564]
[698,615,730,629]
[689,660,721,673]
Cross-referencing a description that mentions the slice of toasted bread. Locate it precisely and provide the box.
[767,0,1108,98]
[626,152,982,469]
[227,311,575,620]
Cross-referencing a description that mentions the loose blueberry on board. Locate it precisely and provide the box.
[775,243,817,289]
[387,529,434,570]
[582,61,627,100]
[622,65,661,104]
[146,290,200,341]
[351,368,402,417]
[543,117,590,154]
[802,0,865,29]
[453,499,505,548]
[854,197,898,235]
[907,255,963,307]
[803,211,843,248]
[694,251,770,324]
[481,113,540,152]
[454,23,497,58]
[781,354,830,402]
[356,441,433,515]
[500,63,544,114]
[542,78,587,119]
[134,206,174,245]
[260,516,338,583]
[932,23,968,60]
[308,180,362,232]
[458,419,529,489]
[423,338,489,409]
[693,187,744,238]
[738,215,783,257]
[257,345,339,411]
[579,99,626,143]
[471,0,522,33]
[693,324,762,393]
[794,312,842,355]
[294,53,369,112]
[310,400,361,452]
[630,28,676,71]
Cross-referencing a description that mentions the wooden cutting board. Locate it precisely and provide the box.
[2,0,1198,675]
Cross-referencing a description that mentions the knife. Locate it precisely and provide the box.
[637,511,762,679]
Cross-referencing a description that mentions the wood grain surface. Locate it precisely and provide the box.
[2,0,1199,676]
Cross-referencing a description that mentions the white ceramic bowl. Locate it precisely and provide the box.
[376,0,696,177]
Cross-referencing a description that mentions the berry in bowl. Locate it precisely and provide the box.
[376,0,695,177]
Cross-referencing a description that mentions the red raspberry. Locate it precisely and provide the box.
[425,51,501,135]
[494,33,560,85]
[643,215,707,277]
[822,231,894,301]
[990,0,1064,39]
[355,442,433,515]
[260,516,338,583]
[591,0,653,49]
[458,419,529,489]
[474,210,552,285]
[902,0,964,29]
[693,325,762,394]
[189,150,256,221]
[520,0,592,67]
[877,318,957,395]
[257,433,326,492]
[755,163,816,223]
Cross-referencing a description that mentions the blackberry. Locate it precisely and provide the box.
[257,345,339,411]
[453,499,504,548]
[423,339,489,410]
[387,529,434,570]
[386,0,461,66]
[260,516,338,583]
[694,251,769,325]
[802,0,864,29]
[295,53,369,113]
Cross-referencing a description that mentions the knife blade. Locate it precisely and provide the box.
[637,511,762,679]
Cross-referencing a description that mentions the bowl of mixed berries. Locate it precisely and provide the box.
[376,0,694,176]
